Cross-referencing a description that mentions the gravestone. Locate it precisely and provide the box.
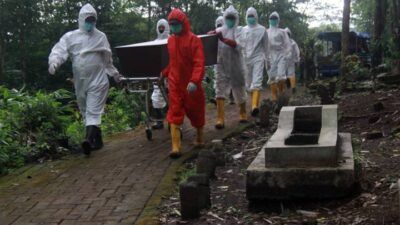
[246,105,355,200]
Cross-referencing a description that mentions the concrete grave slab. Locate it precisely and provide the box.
[265,105,338,167]
[247,133,355,200]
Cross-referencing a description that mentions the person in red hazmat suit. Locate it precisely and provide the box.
[160,9,206,159]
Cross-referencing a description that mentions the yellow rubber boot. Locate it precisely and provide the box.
[278,80,286,95]
[271,83,278,101]
[239,102,248,123]
[289,76,297,93]
[170,124,182,159]
[194,127,205,148]
[251,90,261,117]
[289,76,296,88]
[215,98,225,129]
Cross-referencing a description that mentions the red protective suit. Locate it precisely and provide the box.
[162,9,206,128]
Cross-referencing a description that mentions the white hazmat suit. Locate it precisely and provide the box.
[267,12,291,84]
[243,7,268,91]
[267,12,291,101]
[242,7,269,116]
[284,28,300,78]
[151,19,169,109]
[215,6,247,104]
[213,5,248,128]
[48,4,119,127]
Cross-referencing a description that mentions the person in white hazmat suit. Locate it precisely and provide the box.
[211,5,248,129]
[284,27,300,93]
[242,7,269,117]
[48,4,122,155]
[266,12,291,101]
[151,19,169,130]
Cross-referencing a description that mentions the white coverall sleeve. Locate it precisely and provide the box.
[263,29,269,61]
[49,33,69,68]
[103,36,119,77]
[294,42,300,63]
[235,26,245,51]
[283,32,292,60]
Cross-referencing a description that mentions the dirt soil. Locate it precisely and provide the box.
[159,87,400,225]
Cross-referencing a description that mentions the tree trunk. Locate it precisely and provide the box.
[373,0,387,67]
[341,0,351,76]
[0,41,3,82]
[391,0,400,75]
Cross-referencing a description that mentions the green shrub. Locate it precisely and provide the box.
[0,85,158,175]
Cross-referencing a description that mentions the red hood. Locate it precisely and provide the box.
[168,8,191,35]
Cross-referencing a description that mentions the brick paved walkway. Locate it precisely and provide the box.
[0,92,266,225]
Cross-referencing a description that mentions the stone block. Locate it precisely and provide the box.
[179,181,200,220]
[265,105,338,167]
[187,174,211,209]
[196,149,217,179]
[246,133,355,200]
[211,139,226,167]
[259,99,271,128]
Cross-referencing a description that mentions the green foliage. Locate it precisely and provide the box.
[204,68,216,102]
[0,86,144,175]
[344,55,370,81]
[0,86,73,174]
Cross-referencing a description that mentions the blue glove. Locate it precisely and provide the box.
[187,82,197,93]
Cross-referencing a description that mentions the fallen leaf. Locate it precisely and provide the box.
[296,210,319,218]
[233,152,243,160]
[207,212,225,221]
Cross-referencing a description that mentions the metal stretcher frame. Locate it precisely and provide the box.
[120,77,169,140]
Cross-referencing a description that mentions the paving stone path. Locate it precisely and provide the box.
[0,92,267,225]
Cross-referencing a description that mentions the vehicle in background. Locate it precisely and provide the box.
[315,31,371,77]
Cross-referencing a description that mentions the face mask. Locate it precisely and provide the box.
[269,19,278,27]
[84,22,95,32]
[247,17,256,25]
[158,28,165,34]
[170,24,182,34]
[226,19,235,29]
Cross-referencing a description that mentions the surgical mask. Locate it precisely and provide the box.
[170,24,182,34]
[84,22,95,32]
[247,17,256,25]
[226,19,235,28]
[269,19,278,27]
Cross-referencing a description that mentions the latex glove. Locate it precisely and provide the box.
[216,32,223,40]
[207,30,217,35]
[48,63,57,75]
[113,74,124,83]
[221,37,237,48]
[187,82,197,93]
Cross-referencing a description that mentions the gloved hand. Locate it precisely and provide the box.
[207,30,217,35]
[113,74,124,83]
[220,37,237,48]
[48,63,57,75]
[216,32,223,40]
[187,82,197,93]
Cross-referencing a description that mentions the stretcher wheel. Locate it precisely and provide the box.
[146,128,153,141]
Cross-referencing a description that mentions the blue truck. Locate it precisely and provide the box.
[316,31,371,77]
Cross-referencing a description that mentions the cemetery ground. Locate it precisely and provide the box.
[159,86,400,225]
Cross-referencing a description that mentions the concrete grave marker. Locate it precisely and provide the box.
[246,105,355,200]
